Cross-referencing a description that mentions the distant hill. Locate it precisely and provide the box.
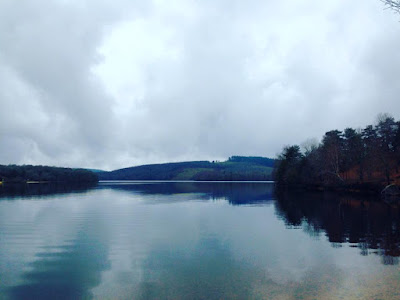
[98,156,275,181]
[86,169,106,173]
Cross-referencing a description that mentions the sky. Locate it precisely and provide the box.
[0,0,400,171]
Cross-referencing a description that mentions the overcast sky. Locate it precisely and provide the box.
[0,0,399,170]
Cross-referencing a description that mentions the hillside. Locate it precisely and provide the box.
[98,156,275,181]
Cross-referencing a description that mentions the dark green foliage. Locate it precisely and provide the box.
[274,114,400,188]
[375,115,398,184]
[227,156,275,167]
[98,157,275,181]
[0,165,98,183]
[274,145,303,185]
[99,161,213,180]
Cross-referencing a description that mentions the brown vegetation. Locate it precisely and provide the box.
[275,114,400,193]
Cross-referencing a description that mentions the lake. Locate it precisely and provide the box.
[0,181,399,299]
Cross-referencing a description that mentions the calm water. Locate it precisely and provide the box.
[0,181,400,299]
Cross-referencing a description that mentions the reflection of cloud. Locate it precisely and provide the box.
[2,183,400,299]
[8,223,111,300]
[129,236,350,300]
[133,236,265,300]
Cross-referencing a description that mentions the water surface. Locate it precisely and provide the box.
[0,181,399,299]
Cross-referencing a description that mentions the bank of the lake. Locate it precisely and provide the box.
[274,115,400,197]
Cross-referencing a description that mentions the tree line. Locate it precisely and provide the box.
[0,165,98,183]
[275,114,400,190]
[227,156,275,167]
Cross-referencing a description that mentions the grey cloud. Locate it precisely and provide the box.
[1,0,399,170]
[0,0,126,168]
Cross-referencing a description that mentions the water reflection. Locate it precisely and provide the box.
[0,182,97,200]
[99,181,274,205]
[275,190,400,264]
[134,236,264,300]
[2,182,400,299]
[8,221,111,299]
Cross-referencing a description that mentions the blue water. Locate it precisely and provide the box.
[0,181,399,299]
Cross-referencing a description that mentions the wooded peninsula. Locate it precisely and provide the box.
[275,114,400,193]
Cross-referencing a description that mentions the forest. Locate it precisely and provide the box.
[275,114,400,192]
[98,156,275,181]
[0,165,98,183]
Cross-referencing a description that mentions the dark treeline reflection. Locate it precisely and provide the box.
[99,182,274,205]
[275,191,400,265]
[0,182,97,200]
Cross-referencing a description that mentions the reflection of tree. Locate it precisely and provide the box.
[101,182,275,205]
[8,225,110,299]
[275,191,400,264]
[0,182,97,200]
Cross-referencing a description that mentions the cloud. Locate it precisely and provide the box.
[1,0,399,170]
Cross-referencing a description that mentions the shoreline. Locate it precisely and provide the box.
[275,182,385,196]
[99,180,274,183]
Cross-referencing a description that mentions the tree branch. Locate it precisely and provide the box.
[381,0,400,13]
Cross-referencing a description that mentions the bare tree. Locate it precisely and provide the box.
[381,0,400,14]
[301,138,319,156]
